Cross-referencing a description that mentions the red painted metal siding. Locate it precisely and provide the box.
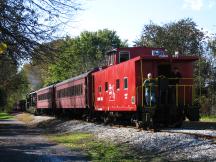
[116,47,165,64]
[36,86,54,109]
[135,56,197,107]
[93,58,139,112]
[55,78,86,109]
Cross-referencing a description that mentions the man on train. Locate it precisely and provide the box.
[143,73,156,106]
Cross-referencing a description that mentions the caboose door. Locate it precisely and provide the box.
[157,64,171,77]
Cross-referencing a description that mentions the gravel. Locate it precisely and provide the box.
[48,120,216,162]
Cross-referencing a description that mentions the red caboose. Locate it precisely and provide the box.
[93,47,199,126]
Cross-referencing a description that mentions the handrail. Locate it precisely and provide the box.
[136,83,195,108]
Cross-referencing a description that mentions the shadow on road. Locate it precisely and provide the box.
[0,119,89,162]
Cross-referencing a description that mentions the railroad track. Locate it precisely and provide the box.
[109,122,216,141]
[56,114,216,141]
[160,129,216,141]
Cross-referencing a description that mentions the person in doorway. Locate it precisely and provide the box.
[171,67,182,85]
[170,67,182,105]
[158,75,169,104]
[143,73,156,106]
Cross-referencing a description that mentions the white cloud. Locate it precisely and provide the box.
[183,0,203,11]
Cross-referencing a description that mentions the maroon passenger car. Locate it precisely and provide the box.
[36,85,55,111]
[55,71,95,110]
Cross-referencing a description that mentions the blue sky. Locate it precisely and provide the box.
[66,0,216,45]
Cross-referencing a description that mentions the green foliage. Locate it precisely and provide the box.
[0,0,80,109]
[41,29,127,85]
[0,0,80,64]
[3,69,29,112]
[195,37,216,115]
[0,42,7,54]
[136,18,216,115]
[0,56,29,111]
[208,39,216,56]
[0,88,7,108]
[135,18,205,55]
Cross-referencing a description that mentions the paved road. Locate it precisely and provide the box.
[0,119,89,162]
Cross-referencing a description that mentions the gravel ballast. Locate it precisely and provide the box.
[46,120,216,162]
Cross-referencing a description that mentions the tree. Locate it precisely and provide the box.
[135,18,205,55]
[0,0,80,110]
[0,0,80,64]
[135,18,216,115]
[0,56,29,111]
[33,29,127,85]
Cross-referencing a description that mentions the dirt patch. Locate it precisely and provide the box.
[15,113,34,123]
[15,113,55,127]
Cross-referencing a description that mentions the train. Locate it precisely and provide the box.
[26,46,200,128]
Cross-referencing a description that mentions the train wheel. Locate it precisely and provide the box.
[34,109,39,116]
[103,112,113,124]
[103,117,108,124]
[135,121,143,128]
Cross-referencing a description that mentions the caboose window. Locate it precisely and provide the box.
[124,77,128,89]
[98,86,102,93]
[105,82,108,91]
[119,51,130,63]
[116,79,120,90]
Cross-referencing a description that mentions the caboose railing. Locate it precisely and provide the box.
[136,78,195,108]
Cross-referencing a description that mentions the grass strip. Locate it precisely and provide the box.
[0,112,14,120]
[200,115,216,122]
[49,132,143,161]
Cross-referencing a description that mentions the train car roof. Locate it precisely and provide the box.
[35,84,54,93]
[55,70,94,87]
[93,55,198,75]
[28,91,37,95]
[139,55,199,61]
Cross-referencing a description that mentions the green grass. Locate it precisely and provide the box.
[49,132,144,161]
[200,115,216,122]
[0,112,14,120]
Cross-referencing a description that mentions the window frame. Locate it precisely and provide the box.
[123,77,128,90]
[98,85,102,93]
[119,51,130,63]
[105,82,108,91]
[116,79,120,90]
